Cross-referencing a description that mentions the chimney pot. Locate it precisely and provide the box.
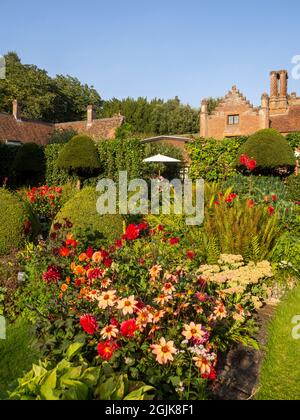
[87,105,96,126]
[13,100,21,120]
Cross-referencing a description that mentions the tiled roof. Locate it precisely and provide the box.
[0,113,53,145]
[0,111,125,145]
[55,116,125,140]
[270,105,300,133]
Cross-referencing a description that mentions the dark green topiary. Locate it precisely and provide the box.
[286,175,300,201]
[0,189,40,255]
[237,129,296,176]
[57,135,100,180]
[54,187,124,246]
[13,143,45,185]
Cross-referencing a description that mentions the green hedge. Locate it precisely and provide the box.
[0,189,40,255]
[187,137,247,182]
[54,187,124,247]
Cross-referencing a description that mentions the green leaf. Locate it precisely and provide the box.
[124,386,155,401]
[40,370,60,400]
[65,342,84,360]
[95,377,117,400]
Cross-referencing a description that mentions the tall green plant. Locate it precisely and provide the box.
[204,197,281,261]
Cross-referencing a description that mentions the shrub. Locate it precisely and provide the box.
[0,144,19,188]
[237,129,296,176]
[0,189,39,255]
[57,136,100,187]
[286,175,300,201]
[54,187,124,246]
[187,137,247,182]
[13,143,45,186]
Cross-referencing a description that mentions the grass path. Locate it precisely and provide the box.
[0,320,40,399]
[257,283,300,400]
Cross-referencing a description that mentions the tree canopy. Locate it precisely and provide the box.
[0,52,103,123]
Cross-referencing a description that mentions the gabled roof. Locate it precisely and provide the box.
[212,86,258,114]
[0,113,53,145]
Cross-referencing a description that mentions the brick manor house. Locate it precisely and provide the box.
[200,70,300,139]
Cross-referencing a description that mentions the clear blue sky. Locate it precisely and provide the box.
[0,0,300,108]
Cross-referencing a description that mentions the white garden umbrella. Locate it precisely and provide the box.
[143,154,181,163]
[143,154,181,176]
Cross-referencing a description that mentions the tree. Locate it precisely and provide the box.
[57,135,100,189]
[0,52,103,123]
[52,75,103,123]
[0,52,56,120]
[100,96,199,136]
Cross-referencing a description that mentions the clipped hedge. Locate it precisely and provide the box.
[57,135,100,175]
[54,187,124,246]
[237,129,296,176]
[187,137,247,182]
[0,189,40,255]
[97,138,145,181]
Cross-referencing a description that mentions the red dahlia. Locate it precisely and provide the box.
[125,224,140,241]
[80,314,98,335]
[97,340,119,361]
[247,160,257,171]
[120,319,138,338]
[42,266,61,283]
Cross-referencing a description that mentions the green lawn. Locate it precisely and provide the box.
[257,283,300,400]
[0,319,40,399]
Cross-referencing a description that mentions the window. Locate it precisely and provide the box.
[228,115,239,125]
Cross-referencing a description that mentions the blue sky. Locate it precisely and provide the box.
[0,0,299,107]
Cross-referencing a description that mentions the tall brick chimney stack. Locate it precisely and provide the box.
[270,71,279,97]
[12,99,21,120]
[279,70,288,97]
[87,105,96,126]
[269,70,288,115]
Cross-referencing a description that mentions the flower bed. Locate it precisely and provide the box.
[18,221,275,399]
